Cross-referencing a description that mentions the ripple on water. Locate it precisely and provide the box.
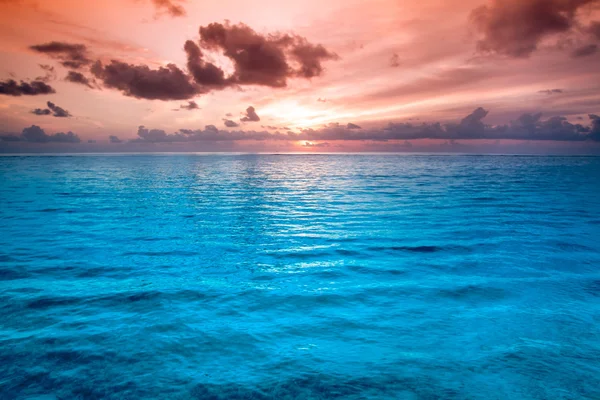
[0,154,599,399]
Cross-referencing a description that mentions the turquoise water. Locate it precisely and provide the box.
[1,154,599,399]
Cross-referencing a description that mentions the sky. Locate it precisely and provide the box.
[1,0,600,153]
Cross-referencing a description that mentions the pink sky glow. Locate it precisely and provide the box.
[1,0,600,152]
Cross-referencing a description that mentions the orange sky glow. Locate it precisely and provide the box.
[1,0,600,152]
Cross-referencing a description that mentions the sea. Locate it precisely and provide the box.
[0,154,599,399]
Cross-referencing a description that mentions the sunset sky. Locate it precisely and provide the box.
[1,0,600,152]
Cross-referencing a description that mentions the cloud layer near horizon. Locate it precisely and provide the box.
[98,110,600,144]
[1,125,80,143]
[2,109,598,147]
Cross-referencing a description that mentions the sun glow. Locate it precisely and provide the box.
[262,100,339,129]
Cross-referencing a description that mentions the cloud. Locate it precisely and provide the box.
[240,106,260,122]
[470,0,599,58]
[223,119,239,128]
[0,79,55,96]
[48,101,71,117]
[65,71,95,88]
[109,135,123,143]
[30,101,71,117]
[317,97,328,103]
[88,140,97,143]
[183,40,228,88]
[225,113,233,117]
[28,22,337,101]
[0,134,21,142]
[538,89,564,94]
[0,125,81,143]
[300,111,594,142]
[197,21,338,87]
[390,53,400,67]
[289,37,339,78]
[91,60,200,100]
[134,125,276,142]
[180,100,200,110]
[37,64,56,82]
[571,44,598,57]
[133,126,187,142]
[126,110,599,144]
[347,123,362,129]
[590,21,600,40]
[590,114,600,140]
[30,42,92,69]
[31,108,51,116]
[146,0,186,17]
[445,107,489,138]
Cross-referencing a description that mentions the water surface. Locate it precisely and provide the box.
[1,154,599,399]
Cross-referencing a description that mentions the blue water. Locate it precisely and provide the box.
[1,154,600,399]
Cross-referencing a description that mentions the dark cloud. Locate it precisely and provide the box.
[0,134,21,142]
[30,42,92,69]
[289,38,338,78]
[109,135,123,143]
[183,40,227,88]
[180,100,200,110]
[539,89,564,94]
[39,64,54,72]
[390,53,400,67]
[240,106,260,122]
[347,123,361,129]
[91,60,200,100]
[47,101,71,117]
[31,101,71,117]
[28,22,336,101]
[65,71,95,88]
[0,125,81,143]
[223,119,239,128]
[470,0,599,58]
[133,125,275,142]
[31,108,51,116]
[147,0,186,17]
[88,140,97,143]
[197,21,338,88]
[445,107,488,138]
[590,21,600,39]
[590,114,600,140]
[0,79,55,96]
[571,44,598,57]
[133,126,186,143]
[225,113,233,117]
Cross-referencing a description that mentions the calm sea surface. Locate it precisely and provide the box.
[1,154,599,399]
